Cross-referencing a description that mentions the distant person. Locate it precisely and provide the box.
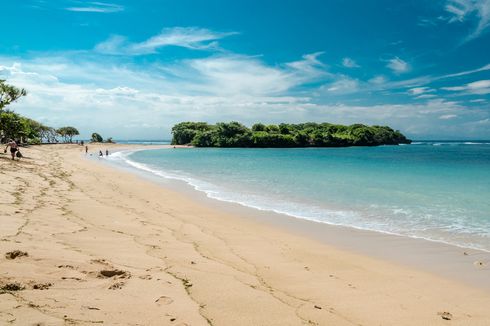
[85,145,88,154]
[4,139,18,160]
[105,149,109,156]
[81,140,84,146]
[99,150,103,157]
[4,139,19,160]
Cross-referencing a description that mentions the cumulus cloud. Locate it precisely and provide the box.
[3,55,488,140]
[95,27,237,55]
[386,57,410,74]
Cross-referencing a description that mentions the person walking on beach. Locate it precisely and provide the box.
[105,149,109,156]
[4,139,19,160]
[85,145,88,154]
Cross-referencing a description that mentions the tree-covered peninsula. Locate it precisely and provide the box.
[171,121,411,147]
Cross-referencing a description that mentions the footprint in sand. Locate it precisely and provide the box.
[155,296,174,305]
[91,258,110,266]
[32,282,52,290]
[108,281,125,290]
[5,250,28,260]
[438,311,453,320]
[473,261,486,268]
[98,269,130,279]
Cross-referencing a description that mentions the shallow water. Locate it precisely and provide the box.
[108,141,490,251]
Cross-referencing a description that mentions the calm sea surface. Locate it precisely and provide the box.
[108,141,490,251]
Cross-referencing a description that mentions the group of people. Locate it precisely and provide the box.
[84,145,109,157]
[3,139,21,160]
[4,139,111,161]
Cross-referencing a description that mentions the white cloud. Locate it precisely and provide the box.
[185,56,295,96]
[441,63,490,78]
[368,75,387,85]
[66,2,124,13]
[0,53,326,137]
[415,94,438,99]
[2,52,489,140]
[445,0,490,40]
[441,79,490,94]
[386,57,410,74]
[439,114,458,119]
[323,76,360,94]
[408,87,434,95]
[95,27,237,55]
[285,52,328,83]
[342,57,360,68]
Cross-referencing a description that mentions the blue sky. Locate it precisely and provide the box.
[1,0,490,139]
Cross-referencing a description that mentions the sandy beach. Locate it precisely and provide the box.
[1,144,490,326]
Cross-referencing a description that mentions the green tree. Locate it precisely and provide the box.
[57,126,80,143]
[0,111,24,141]
[91,132,103,142]
[170,121,411,148]
[191,130,216,147]
[171,122,212,145]
[0,80,27,111]
[251,123,266,132]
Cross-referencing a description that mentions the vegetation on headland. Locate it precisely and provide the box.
[172,121,411,147]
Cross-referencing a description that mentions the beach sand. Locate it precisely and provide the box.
[1,144,489,325]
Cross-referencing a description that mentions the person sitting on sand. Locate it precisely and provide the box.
[99,150,103,157]
[4,139,18,160]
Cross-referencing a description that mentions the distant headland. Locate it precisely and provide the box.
[171,121,411,147]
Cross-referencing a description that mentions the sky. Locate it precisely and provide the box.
[1,0,490,140]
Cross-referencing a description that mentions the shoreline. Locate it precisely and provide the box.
[1,144,490,325]
[101,144,490,291]
[105,144,490,252]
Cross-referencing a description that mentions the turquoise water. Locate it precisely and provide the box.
[109,142,490,251]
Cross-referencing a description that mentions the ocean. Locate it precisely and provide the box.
[107,141,490,251]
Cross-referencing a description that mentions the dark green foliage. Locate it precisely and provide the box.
[171,122,212,145]
[251,123,266,132]
[91,132,103,143]
[0,111,24,141]
[171,121,411,148]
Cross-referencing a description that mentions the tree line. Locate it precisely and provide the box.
[0,80,81,144]
[171,121,411,147]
